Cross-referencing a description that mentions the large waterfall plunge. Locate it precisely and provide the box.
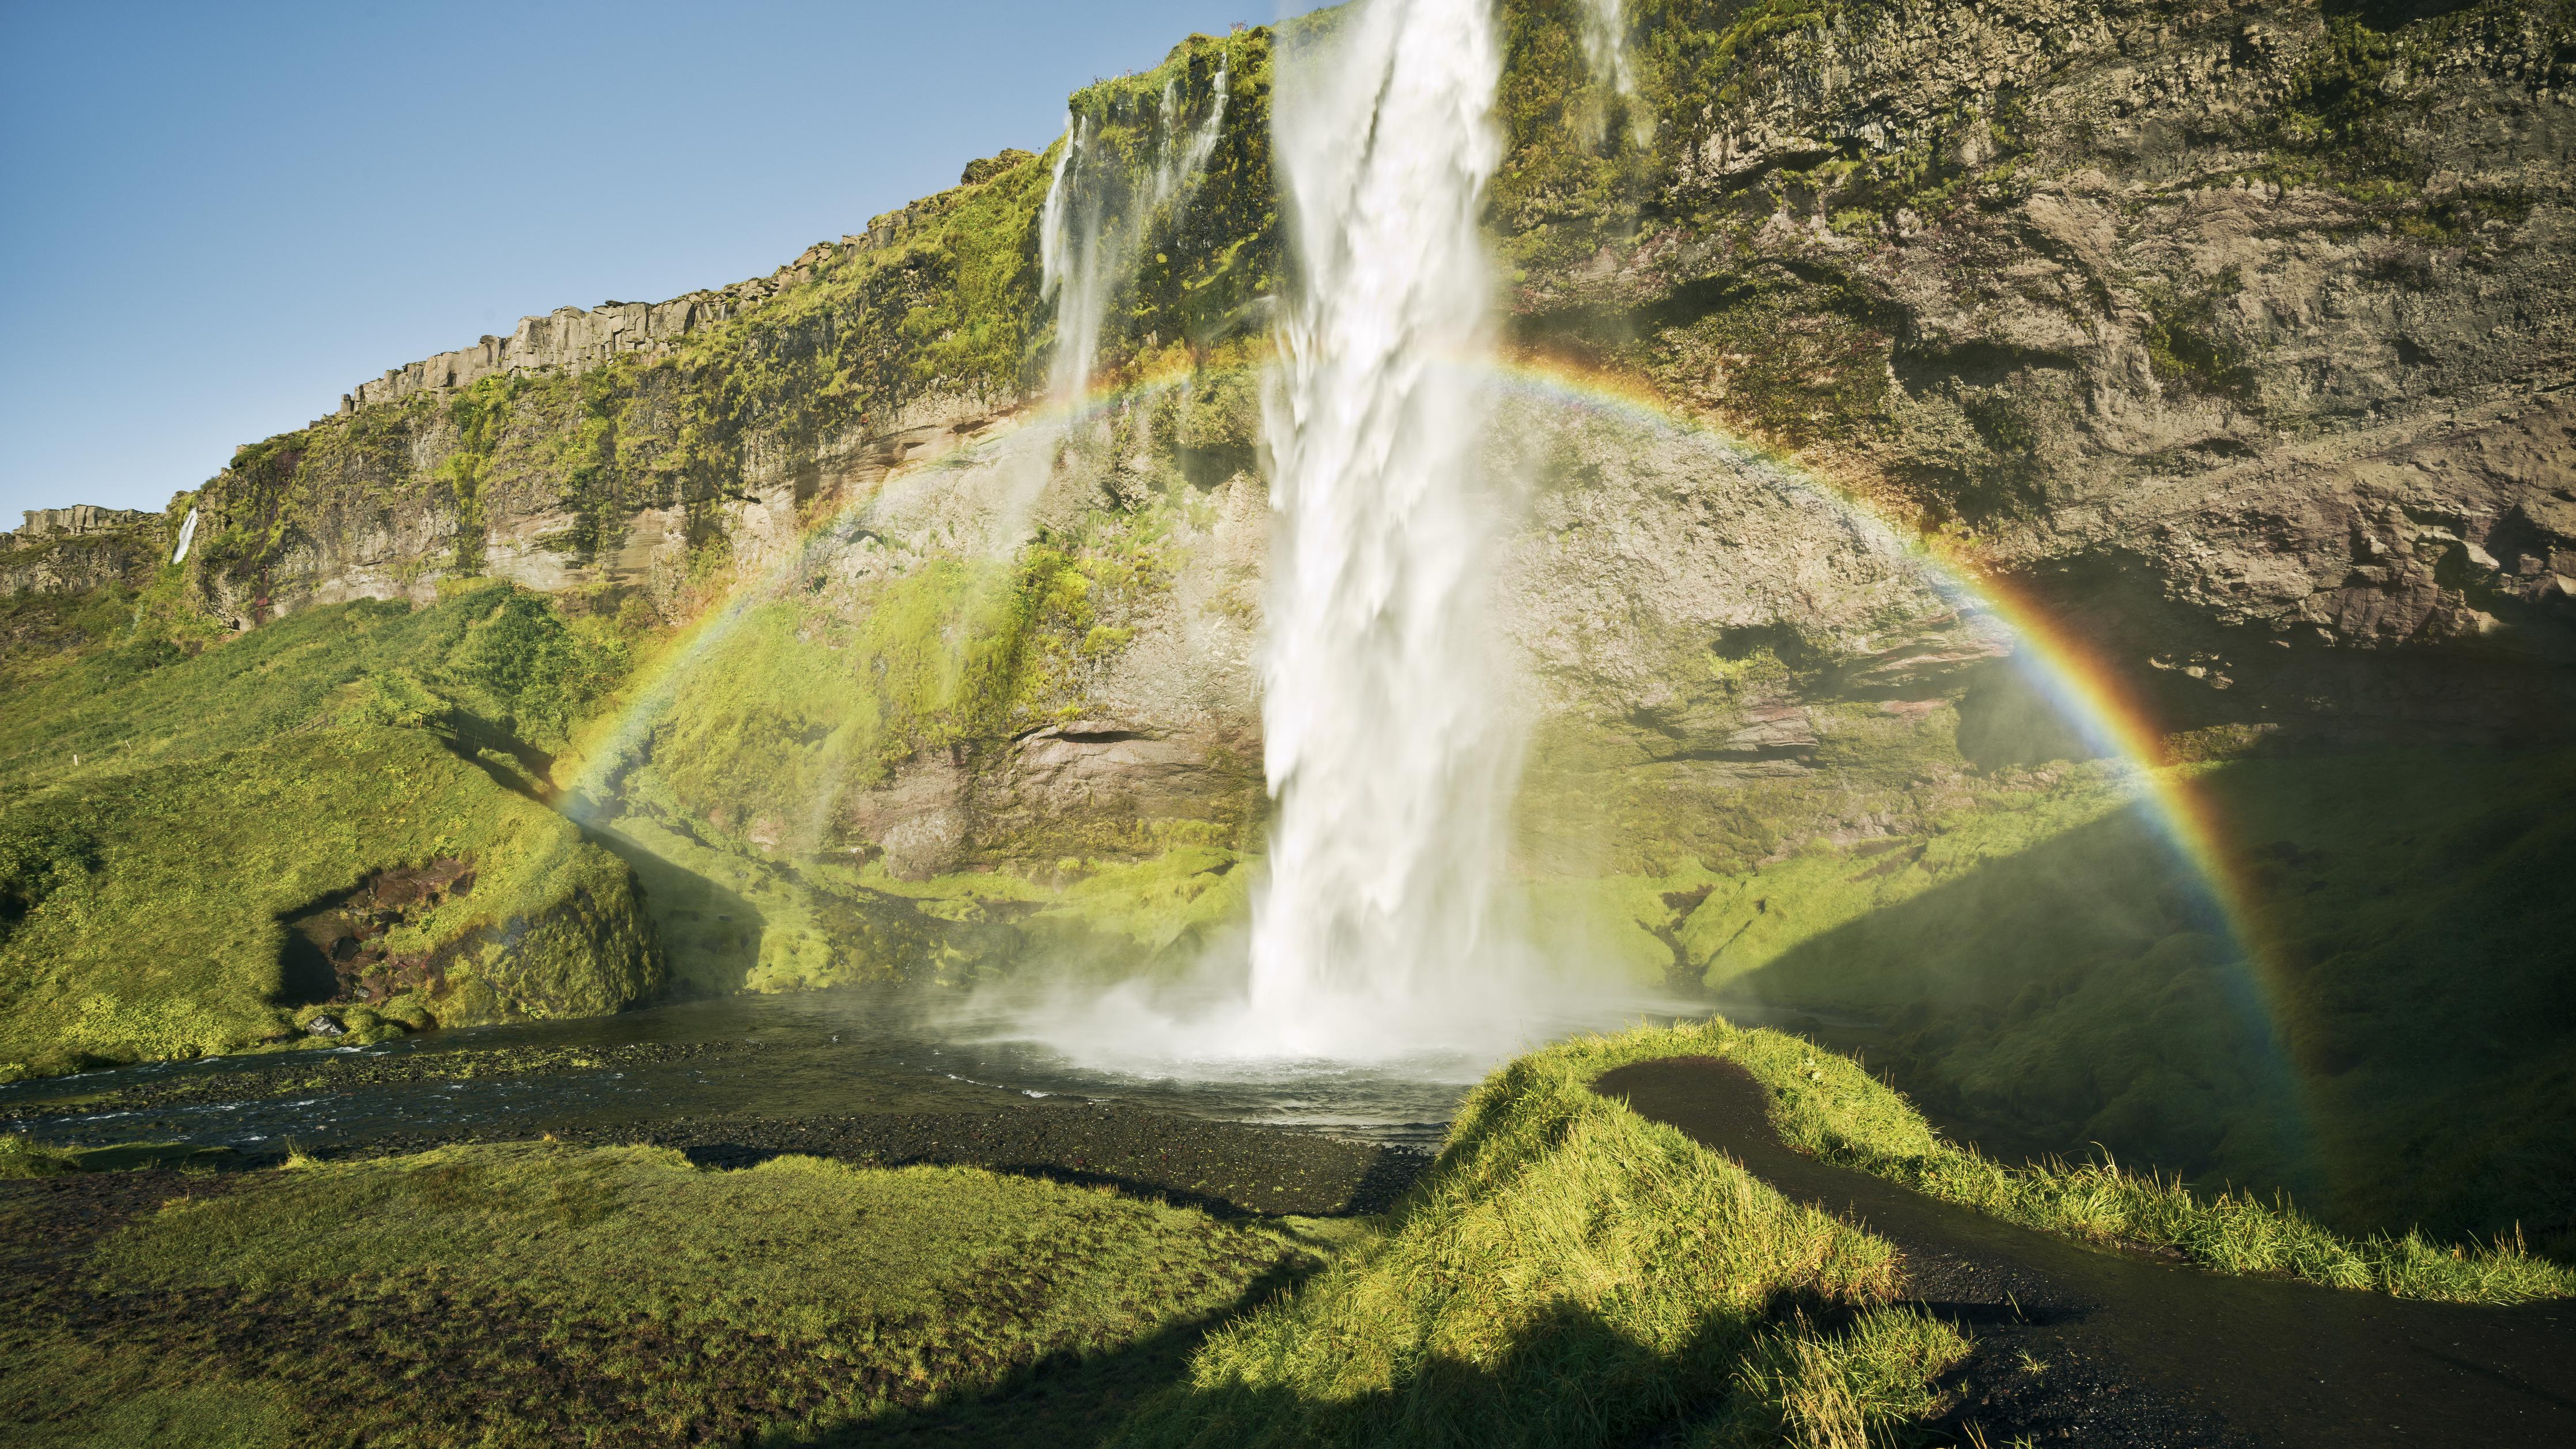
[980,0,1648,1077]
[1244,0,1535,1057]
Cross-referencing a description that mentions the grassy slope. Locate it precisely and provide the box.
[1110,1028,1967,1449]
[1,1147,1321,1448]
[0,583,657,1079]
[1111,1017,2566,1449]
[14,1017,2563,1449]
[1691,1019,2576,1303]
[4,6,2562,1294]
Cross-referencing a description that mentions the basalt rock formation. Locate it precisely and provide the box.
[1504,0,2576,740]
[0,506,167,597]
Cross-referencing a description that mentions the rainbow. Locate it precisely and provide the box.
[550,366,1203,821]
[1480,354,2312,1116]
[547,350,2296,1134]
[556,351,2270,949]
[1478,353,2264,937]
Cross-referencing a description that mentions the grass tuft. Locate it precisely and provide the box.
[1695,1306,1971,1449]
[0,1133,80,1179]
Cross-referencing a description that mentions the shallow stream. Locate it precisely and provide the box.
[0,990,1528,1158]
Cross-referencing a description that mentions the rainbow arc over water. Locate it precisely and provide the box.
[546,353,2289,1094]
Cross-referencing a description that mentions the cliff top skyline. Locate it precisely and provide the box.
[0,0,1258,520]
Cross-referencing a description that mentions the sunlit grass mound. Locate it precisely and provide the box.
[1,1145,1319,1448]
[1109,1031,1969,1449]
[0,582,657,1080]
[1111,1015,2571,1448]
[1665,1019,2576,1305]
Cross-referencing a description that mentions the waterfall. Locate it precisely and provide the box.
[1245,0,1529,1057]
[1579,0,1636,99]
[170,506,199,565]
[1037,55,1229,404]
[1037,112,1100,402]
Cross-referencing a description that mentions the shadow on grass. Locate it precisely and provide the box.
[1721,749,2576,1251]
[581,818,771,997]
[1094,1288,1903,1449]
[780,1253,1331,1448]
[674,1143,1425,1221]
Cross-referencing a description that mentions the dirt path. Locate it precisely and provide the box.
[1594,1055,2576,1449]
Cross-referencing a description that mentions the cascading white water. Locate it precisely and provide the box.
[1579,0,1636,99]
[978,3,1679,1078]
[1038,56,1229,403]
[1244,0,1533,1057]
[1036,113,1101,402]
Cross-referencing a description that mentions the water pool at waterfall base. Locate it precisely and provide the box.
[0,987,1756,1162]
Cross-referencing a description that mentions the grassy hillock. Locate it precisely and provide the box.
[1110,1027,1969,1449]
[0,582,658,1080]
[1111,1018,2567,1449]
[1,1146,1327,1448]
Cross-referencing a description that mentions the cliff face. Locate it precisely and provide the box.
[0,506,167,597]
[34,0,2552,752]
[1498,0,2576,739]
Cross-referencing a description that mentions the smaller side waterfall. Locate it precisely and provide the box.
[1579,0,1636,99]
[170,506,199,565]
[1038,55,1230,404]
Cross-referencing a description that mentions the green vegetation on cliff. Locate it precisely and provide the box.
[178,25,1278,631]
[2,0,2568,1331]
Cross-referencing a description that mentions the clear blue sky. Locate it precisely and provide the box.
[0,1,1264,521]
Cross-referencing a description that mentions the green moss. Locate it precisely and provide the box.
[0,1133,82,1179]
[0,586,661,1079]
[1029,847,1254,960]
[0,725,655,1077]
[0,580,631,783]
[626,460,1196,871]
[1677,766,2135,987]
[160,29,1257,630]
[2139,268,2259,404]
[1071,32,1283,370]
[2240,0,2576,244]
